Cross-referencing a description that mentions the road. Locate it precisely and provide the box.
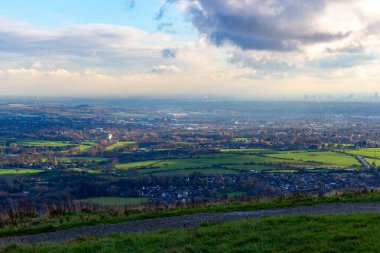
[355,155,372,169]
[2,202,380,244]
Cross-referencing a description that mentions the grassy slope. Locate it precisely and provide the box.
[4,214,380,252]
[1,191,380,238]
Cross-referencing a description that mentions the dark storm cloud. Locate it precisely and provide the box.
[161,0,354,52]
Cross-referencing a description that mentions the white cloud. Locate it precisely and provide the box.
[150,65,181,74]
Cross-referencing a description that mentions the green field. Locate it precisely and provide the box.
[77,141,96,151]
[344,148,380,159]
[116,150,360,175]
[266,150,360,168]
[116,154,270,173]
[220,148,274,154]
[151,168,240,175]
[59,157,110,163]
[231,137,250,142]
[68,168,100,174]
[106,141,136,151]
[0,169,42,175]
[16,140,74,147]
[78,197,147,206]
[6,214,380,253]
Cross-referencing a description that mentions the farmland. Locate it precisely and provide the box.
[115,150,361,175]
[0,169,42,175]
[16,140,74,147]
[343,148,380,159]
[105,141,136,151]
[3,100,380,211]
[78,197,147,206]
[266,150,360,168]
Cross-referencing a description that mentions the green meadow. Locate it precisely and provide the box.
[106,141,136,151]
[78,197,147,206]
[16,140,74,147]
[58,157,110,163]
[0,169,42,175]
[344,148,380,159]
[266,150,360,167]
[115,150,360,175]
[68,168,100,174]
[231,137,250,142]
[6,214,380,253]
[77,141,96,151]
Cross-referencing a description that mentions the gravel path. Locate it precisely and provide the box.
[3,202,380,244]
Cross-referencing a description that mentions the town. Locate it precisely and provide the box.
[1,98,380,207]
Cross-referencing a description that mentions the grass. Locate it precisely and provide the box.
[68,168,100,174]
[364,158,380,167]
[344,148,380,159]
[77,141,96,152]
[116,153,294,172]
[16,140,74,147]
[106,141,136,151]
[266,150,360,168]
[220,148,274,154]
[231,137,250,142]
[0,169,42,175]
[59,157,110,163]
[4,214,380,252]
[78,197,147,206]
[1,190,380,238]
[116,150,360,175]
[150,168,240,175]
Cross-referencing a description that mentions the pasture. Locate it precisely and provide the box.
[68,168,100,174]
[266,150,360,168]
[0,169,42,175]
[115,150,360,175]
[78,197,147,206]
[344,148,380,159]
[16,140,74,147]
[106,141,136,151]
[59,157,110,163]
[231,137,250,142]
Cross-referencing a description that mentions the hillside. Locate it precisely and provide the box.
[2,213,380,252]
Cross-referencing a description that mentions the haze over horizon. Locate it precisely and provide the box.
[1,0,380,98]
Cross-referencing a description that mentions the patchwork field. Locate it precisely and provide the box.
[115,150,361,175]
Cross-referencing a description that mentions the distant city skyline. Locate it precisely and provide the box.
[1,0,380,98]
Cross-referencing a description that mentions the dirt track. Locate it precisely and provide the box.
[2,202,380,244]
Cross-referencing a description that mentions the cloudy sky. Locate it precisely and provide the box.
[1,0,380,98]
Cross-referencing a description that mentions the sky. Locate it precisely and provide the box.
[1,0,380,99]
